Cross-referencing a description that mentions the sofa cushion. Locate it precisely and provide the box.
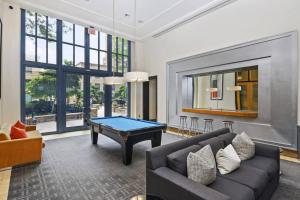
[217,133,236,146]
[232,132,255,160]
[218,165,268,198]
[241,156,278,179]
[209,176,255,200]
[10,126,28,140]
[167,145,202,176]
[199,137,224,155]
[187,145,216,185]
[14,120,26,129]
[216,144,241,175]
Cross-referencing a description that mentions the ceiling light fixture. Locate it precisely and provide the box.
[124,0,149,118]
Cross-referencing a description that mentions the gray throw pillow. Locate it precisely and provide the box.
[167,145,203,176]
[232,132,255,160]
[187,145,216,185]
[198,137,224,156]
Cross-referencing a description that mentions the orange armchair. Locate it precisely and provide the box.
[0,125,44,169]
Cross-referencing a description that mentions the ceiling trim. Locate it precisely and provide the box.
[141,0,236,40]
[10,0,137,40]
[7,0,237,41]
[137,0,184,28]
[60,0,135,29]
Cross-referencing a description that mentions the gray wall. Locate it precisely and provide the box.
[167,31,298,150]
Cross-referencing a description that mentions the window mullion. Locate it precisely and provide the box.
[73,24,75,66]
[46,16,48,64]
[35,13,37,62]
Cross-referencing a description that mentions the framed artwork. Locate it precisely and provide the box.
[0,18,2,98]
[210,74,223,100]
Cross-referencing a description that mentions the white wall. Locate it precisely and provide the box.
[140,0,300,123]
[0,2,21,124]
[0,0,3,124]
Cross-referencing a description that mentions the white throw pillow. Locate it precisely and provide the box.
[232,132,255,160]
[216,144,241,175]
[187,145,216,185]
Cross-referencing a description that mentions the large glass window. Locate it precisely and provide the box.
[62,22,85,67]
[89,30,108,71]
[112,83,128,116]
[22,9,131,134]
[65,74,84,127]
[25,11,57,64]
[112,36,129,73]
[90,77,105,118]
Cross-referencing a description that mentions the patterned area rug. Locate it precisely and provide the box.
[8,133,300,200]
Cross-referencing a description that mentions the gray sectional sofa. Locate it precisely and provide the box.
[146,128,280,200]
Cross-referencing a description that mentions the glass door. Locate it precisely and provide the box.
[24,67,57,133]
[65,73,85,129]
[90,76,105,118]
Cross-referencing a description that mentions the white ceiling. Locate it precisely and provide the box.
[10,0,234,40]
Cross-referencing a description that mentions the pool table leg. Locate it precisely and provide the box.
[91,128,98,144]
[151,132,162,148]
[121,141,133,165]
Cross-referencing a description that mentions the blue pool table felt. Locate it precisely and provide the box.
[90,116,161,131]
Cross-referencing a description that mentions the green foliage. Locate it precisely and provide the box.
[26,68,83,106]
[26,70,56,99]
[26,11,56,39]
[113,85,127,102]
[91,85,104,104]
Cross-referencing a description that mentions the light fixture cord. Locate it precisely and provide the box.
[134,0,139,117]
[113,0,115,36]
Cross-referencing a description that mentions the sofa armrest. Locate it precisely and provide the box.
[255,143,280,160]
[147,167,230,200]
[25,125,37,132]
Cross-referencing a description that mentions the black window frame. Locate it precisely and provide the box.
[21,9,131,134]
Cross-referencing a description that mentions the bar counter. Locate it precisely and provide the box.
[182,108,258,118]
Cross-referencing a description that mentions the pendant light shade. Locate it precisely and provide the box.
[226,86,242,91]
[104,76,124,85]
[124,72,149,82]
[206,88,218,92]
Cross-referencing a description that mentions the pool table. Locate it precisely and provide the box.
[88,116,167,165]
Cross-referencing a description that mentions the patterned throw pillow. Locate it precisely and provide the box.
[187,145,216,185]
[216,144,241,175]
[232,132,255,160]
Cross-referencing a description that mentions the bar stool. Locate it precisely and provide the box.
[222,120,234,132]
[203,119,213,133]
[179,116,188,136]
[189,117,199,136]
